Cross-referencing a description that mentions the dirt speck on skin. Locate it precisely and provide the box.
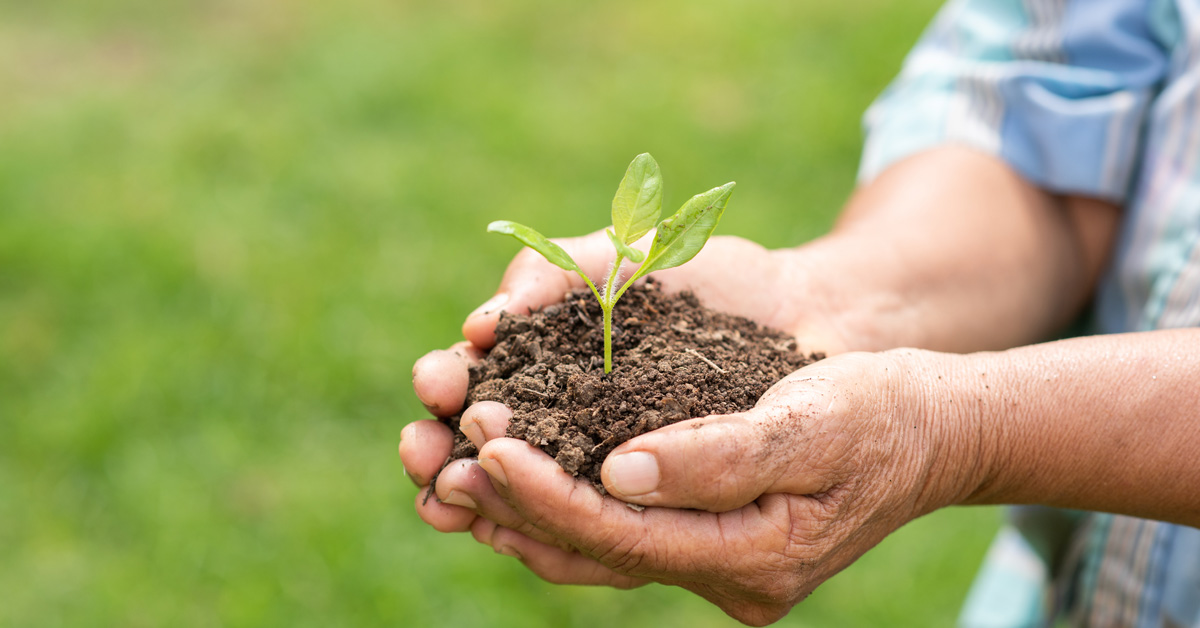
[444,281,823,490]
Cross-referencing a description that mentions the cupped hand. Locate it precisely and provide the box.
[459,229,847,352]
[437,350,982,625]
[400,229,849,535]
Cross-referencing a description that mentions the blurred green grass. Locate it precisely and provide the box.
[0,0,1001,625]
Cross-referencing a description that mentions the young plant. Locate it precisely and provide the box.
[487,153,735,374]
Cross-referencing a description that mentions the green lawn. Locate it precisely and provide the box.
[0,0,1001,625]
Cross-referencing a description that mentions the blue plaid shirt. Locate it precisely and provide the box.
[859,0,1200,625]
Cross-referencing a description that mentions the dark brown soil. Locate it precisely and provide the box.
[444,280,823,491]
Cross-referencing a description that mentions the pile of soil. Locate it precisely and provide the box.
[445,280,823,490]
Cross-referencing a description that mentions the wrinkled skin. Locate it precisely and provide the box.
[399,148,1142,624]
[399,230,977,625]
[402,229,844,533]
[472,354,964,625]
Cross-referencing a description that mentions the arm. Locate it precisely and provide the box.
[458,147,1121,357]
[403,147,1118,533]
[457,331,1199,625]
[791,146,1119,353]
[954,329,1200,526]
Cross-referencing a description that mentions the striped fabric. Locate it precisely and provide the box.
[858,1,1200,626]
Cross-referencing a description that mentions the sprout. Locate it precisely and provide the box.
[488,153,735,373]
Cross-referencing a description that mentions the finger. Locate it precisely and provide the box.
[413,485,476,533]
[459,401,512,449]
[435,455,574,551]
[478,437,775,579]
[470,519,647,589]
[448,340,485,364]
[398,420,454,487]
[598,413,810,512]
[412,350,469,418]
[470,514,498,545]
[600,400,839,512]
[462,231,618,348]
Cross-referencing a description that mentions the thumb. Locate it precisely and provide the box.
[462,230,617,348]
[600,408,833,513]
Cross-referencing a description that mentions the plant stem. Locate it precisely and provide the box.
[603,305,613,373]
[603,254,624,304]
[600,254,624,374]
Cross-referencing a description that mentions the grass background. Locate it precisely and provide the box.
[0,0,1003,625]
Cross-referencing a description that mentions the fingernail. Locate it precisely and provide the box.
[441,490,478,510]
[478,457,509,487]
[469,293,510,318]
[460,417,486,449]
[607,452,660,497]
[496,545,523,560]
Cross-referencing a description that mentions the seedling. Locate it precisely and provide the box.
[488,153,734,374]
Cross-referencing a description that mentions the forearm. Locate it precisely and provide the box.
[946,330,1200,526]
[780,146,1119,353]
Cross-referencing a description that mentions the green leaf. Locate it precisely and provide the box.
[632,182,735,280]
[606,228,646,263]
[487,220,581,272]
[611,153,662,245]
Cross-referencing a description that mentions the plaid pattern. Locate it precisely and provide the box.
[859,1,1200,626]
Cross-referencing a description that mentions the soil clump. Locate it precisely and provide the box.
[444,281,823,490]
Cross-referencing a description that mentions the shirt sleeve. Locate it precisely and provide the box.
[859,0,1173,202]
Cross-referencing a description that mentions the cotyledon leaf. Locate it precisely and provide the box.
[611,153,662,245]
[486,220,581,272]
[630,182,735,281]
[606,228,646,263]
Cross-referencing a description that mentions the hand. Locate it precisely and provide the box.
[400,229,849,534]
[458,229,848,352]
[440,350,982,625]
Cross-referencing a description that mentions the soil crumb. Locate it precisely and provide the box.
[445,280,823,490]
